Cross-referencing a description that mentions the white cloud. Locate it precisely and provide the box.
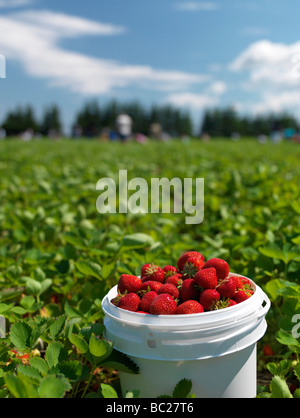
[15,10,126,37]
[175,2,219,11]
[251,91,300,114]
[0,10,207,96]
[165,77,227,110]
[165,92,218,109]
[230,39,300,88]
[229,39,300,116]
[208,80,227,95]
[0,0,34,8]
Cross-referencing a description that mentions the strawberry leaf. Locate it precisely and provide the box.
[172,378,193,398]
[270,376,293,398]
[10,321,32,352]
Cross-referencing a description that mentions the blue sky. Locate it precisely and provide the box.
[1,0,300,133]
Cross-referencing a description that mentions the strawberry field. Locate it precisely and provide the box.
[0,138,300,398]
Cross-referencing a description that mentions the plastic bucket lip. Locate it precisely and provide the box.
[101,273,269,330]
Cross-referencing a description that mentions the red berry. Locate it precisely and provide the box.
[118,274,142,294]
[180,279,200,302]
[176,300,204,315]
[110,297,119,306]
[234,289,253,304]
[231,275,244,291]
[177,251,205,272]
[202,258,229,281]
[165,274,183,288]
[157,283,180,299]
[182,256,205,279]
[142,264,165,283]
[136,311,150,315]
[263,344,274,357]
[150,294,177,315]
[217,277,236,298]
[141,263,151,277]
[199,289,220,311]
[140,291,158,313]
[241,277,251,286]
[194,267,218,289]
[162,265,178,278]
[117,293,140,312]
[213,298,237,310]
[140,280,163,293]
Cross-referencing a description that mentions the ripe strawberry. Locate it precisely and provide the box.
[182,256,205,279]
[11,351,30,364]
[117,293,140,312]
[231,275,244,291]
[234,289,253,304]
[141,263,151,277]
[199,289,220,311]
[140,280,163,293]
[263,344,274,357]
[149,294,177,315]
[157,283,180,299]
[177,251,205,272]
[241,277,251,287]
[194,267,218,289]
[176,300,204,315]
[180,279,200,302]
[217,277,236,298]
[142,264,165,283]
[162,265,178,278]
[50,294,60,304]
[165,274,183,288]
[213,298,237,310]
[202,258,229,281]
[136,311,150,315]
[140,291,158,313]
[118,274,142,294]
[110,296,119,306]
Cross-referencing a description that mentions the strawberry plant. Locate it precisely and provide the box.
[0,315,139,398]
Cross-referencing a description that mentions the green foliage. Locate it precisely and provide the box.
[258,359,300,398]
[157,379,195,398]
[0,138,300,398]
[0,314,139,398]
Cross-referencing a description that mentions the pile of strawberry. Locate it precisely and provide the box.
[110,251,254,315]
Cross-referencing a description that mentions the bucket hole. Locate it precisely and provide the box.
[147,339,157,349]
[262,300,267,308]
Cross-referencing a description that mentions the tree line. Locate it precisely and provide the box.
[0,100,299,138]
[201,107,299,137]
[0,101,193,138]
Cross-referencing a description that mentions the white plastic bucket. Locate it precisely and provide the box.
[102,274,270,398]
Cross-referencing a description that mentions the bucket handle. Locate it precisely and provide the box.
[256,291,271,320]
